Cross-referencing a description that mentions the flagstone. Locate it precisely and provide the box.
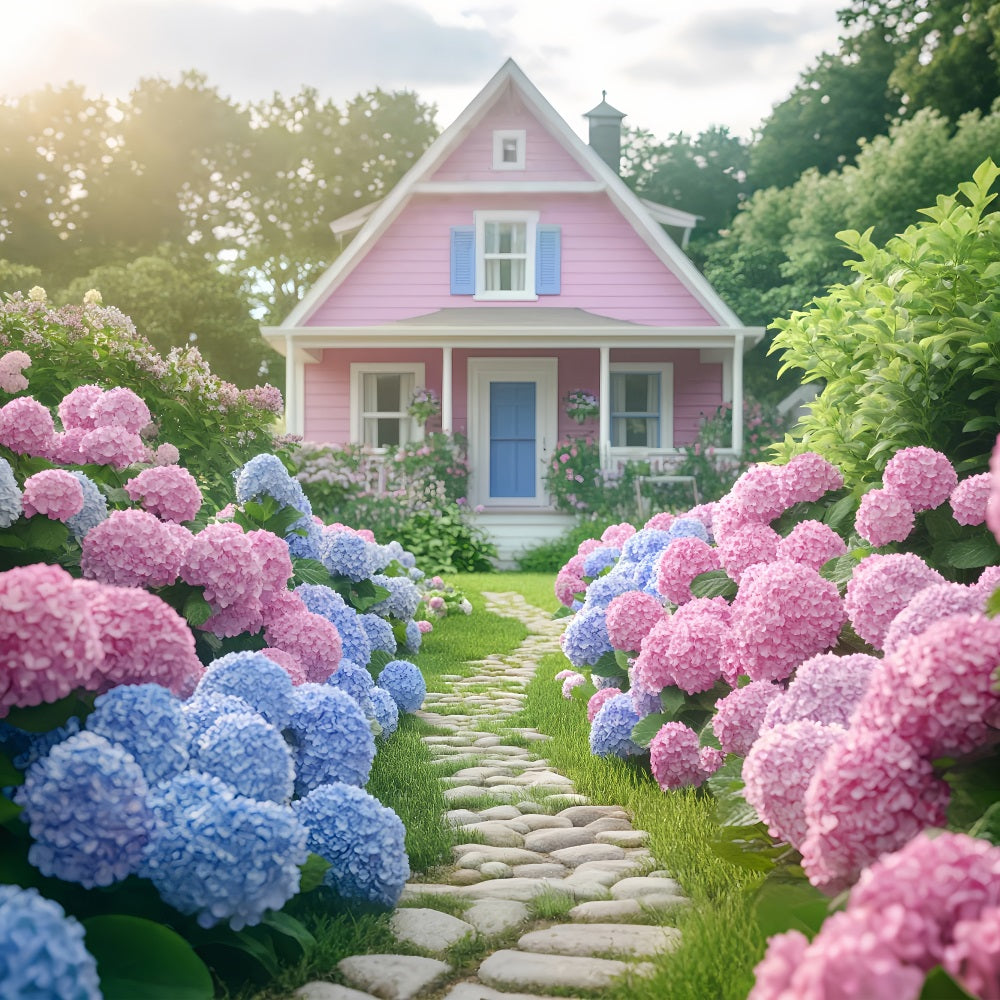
[478,805,524,821]
[390,908,476,951]
[454,847,548,868]
[510,813,573,832]
[444,784,492,802]
[456,878,575,903]
[478,861,514,879]
[294,983,379,1000]
[522,827,596,852]
[511,863,569,879]
[517,922,681,958]
[584,816,634,833]
[477,950,653,991]
[449,868,486,885]
[463,899,532,936]
[337,955,452,1000]
[557,805,631,826]
[440,982,578,1000]
[549,843,627,867]
[610,876,685,899]
[596,830,651,848]
[455,822,525,848]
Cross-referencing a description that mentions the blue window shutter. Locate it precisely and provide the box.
[450,226,475,294]
[535,225,561,294]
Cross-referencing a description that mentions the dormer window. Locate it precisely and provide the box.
[492,129,525,170]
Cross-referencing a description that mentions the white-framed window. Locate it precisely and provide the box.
[492,129,526,170]
[474,210,538,301]
[349,362,425,449]
[609,362,674,449]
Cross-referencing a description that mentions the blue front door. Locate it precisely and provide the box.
[489,381,536,498]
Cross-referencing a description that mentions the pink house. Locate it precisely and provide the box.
[264,59,763,564]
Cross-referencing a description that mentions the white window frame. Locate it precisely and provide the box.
[349,362,425,450]
[474,209,539,301]
[492,129,526,170]
[609,362,674,450]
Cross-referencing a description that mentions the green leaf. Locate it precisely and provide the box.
[351,578,391,613]
[822,492,857,534]
[260,911,316,954]
[919,967,976,1000]
[710,834,778,873]
[0,750,24,787]
[986,585,1000,618]
[570,680,597,705]
[4,692,89,733]
[689,569,737,600]
[197,924,281,978]
[552,605,573,620]
[292,557,333,586]
[752,873,831,939]
[969,800,1000,846]
[944,751,1000,828]
[706,757,761,828]
[631,712,671,748]
[182,592,213,629]
[299,853,332,893]
[23,516,70,552]
[613,649,634,669]
[590,650,625,678]
[83,915,214,1000]
[0,795,22,825]
[943,535,1000,569]
[659,686,688,719]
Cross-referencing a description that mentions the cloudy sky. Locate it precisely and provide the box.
[5,0,849,140]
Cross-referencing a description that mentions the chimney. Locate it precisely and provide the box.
[583,91,626,175]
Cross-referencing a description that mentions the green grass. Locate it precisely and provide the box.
[456,571,561,615]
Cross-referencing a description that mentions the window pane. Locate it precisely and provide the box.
[375,374,401,412]
[484,257,527,292]
[485,221,526,254]
[502,138,518,162]
[610,372,660,447]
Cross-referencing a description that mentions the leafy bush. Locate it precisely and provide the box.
[544,436,643,518]
[771,158,1000,484]
[515,517,621,573]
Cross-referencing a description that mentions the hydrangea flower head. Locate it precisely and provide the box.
[583,545,621,578]
[883,446,957,511]
[295,583,371,667]
[368,574,421,620]
[582,571,634,608]
[586,686,622,722]
[235,453,312,515]
[404,619,422,653]
[48,426,88,464]
[87,683,190,782]
[561,671,586,698]
[727,463,787,522]
[0,349,31,393]
[0,457,22,528]
[856,485,918,547]
[763,652,877,730]
[141,771,307,930]
[125,465,202,522]
[90,386,151,434]
[561,603,613,667]
[604,590,663,652]
[57,384,103,430]
[295,783,409,907]
[259,646,308,685]
[0,395,55,457]
[748,929,809,1000]
[665,517,710,543]
[649,721,709,790]
[712,680,783,756]
[81,508,190,588]
[743,720,845,848]
[376,659,426,713]
[64,471,108,541]
[369,685,400,738]
[247,528,294,607]
[621,529,674,564]
[182,691,256,739]
[325,659,376,715]
[555,566,587,607]
[78,425,147,469]
[716,522,779,583]
[950,473,991,526]
[196,650,296,729]
[600,522,636,547]
[359,612,397,654]
[319,529,376,582]
[17,732,153,888]
[589,692,643,758]
[844,552,944,649]
[0,885,102,999]
[21,470,84,521]
[800,729,950,892]
[655,536,720,605]
[882,582,985,654]
[775,519,848,571]
[777,451,844,507]
[945,905,1000,998]
[988,433,1000,544]
[287,683,376,794]
[644,511,675,531]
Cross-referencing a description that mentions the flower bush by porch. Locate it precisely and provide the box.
[563,388,599,423]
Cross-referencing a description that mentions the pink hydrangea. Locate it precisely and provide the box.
[604,590,664,652]
[883,446,958,511]
[976,564,1000,596]
[21,470,84,521]
[247,529,293,608]
[989,434,1000,545]
[555,567,586,608]
[844,553,944,650]
[777,451,844,507]
[587,686,622,722]
[698,746,725,775]
[84,581,204,697]
[58,384,104,430]
[577,537,603,557]
[727,464,787,522]
[800,729,950,892]
[750,910,925,1000]
[153,442,181,466]
[712,680,783,756]
[945,905,1000,1000]
[716,522,779,583]
[600,522,636,547]
[881,582,985,655]
[416,619,433,633]
[561,672,587,698]
[683,502,715,534]
[775,519,847,571]
[0,350,30,392]
[725,561,845,682]
[125,465,203,523]
[632,617,676,693]
[48,427,88,464]
[554,668,576,681]
[950,473,991,526]
[658,610,729,695]
[742,720,845,848]
[852,613,1000,759]
[78,425,147,470]
[0,564,105,714]
[649,721,709,790]
[763,653,878,731]
[0,396,55,457]
[850,832,1000,973]
[673,595,732,625]
[655,536,721,604]
[644,511,675,531]
[260,646,309,685]
[263,593,342,683]
[709,494,751,547]
[90,387,151,435]
[81,508,192,588]
[855,487,915,547]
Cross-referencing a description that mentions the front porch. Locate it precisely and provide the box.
[470,507,577,569]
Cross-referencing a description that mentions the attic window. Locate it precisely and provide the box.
[492,129,525,170]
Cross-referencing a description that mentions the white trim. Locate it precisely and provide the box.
[441,347,453,434]
[492,129,526,170]
[473,209,539,301]
[732,335,744,454]
[609,361,674,449]
[348,361,425,446]
[599,346,610,470]
[467,357,557,509]
[414,180,604,194]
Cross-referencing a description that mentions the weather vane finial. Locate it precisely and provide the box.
[602,89,607,101]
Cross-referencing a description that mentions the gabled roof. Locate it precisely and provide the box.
[279,58,744,329]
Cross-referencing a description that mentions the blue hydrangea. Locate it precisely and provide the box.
[368,543,394,573]
[0,457,22,529]
[562,605,613,668]
[589,693,644,758]
[377,659,426,713]
[320,531,375,582]
[87,683,190,783]
[359,613,397,654]
[0,885,101,999]
[235,454,312,516]
[0,717,81,772]
[295,584,372,666]
[369,574,421,620]
[64,471,108,541]
[667,517,710,543]
[607,560,642,590]
[594,673,621,691]
[182,692,256,739]
[294,783,409,908]
[325,659,375,715]
[621,529,673,563]
[285,518,324,560]
[582,572,632,609]
[16,732,153,888]
[404,619,422,654]
[407,566,425,582]
[191,711,295,804]
[196,651,295,729]
[369,686,399,739]
[140,771,307,930]
[583,546,620,578]
[286,684,376,795]
[381,540,416,569]
[634,553,665,595]
[631,684,662,719]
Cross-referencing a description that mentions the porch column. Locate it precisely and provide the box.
[284,333,298,435]
[732,334,744,455]
[599,345,611,469]
[441,346,453,434]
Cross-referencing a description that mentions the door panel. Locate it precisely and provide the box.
[489,381,536,498]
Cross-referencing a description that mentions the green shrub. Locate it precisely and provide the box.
[515,518,620,572]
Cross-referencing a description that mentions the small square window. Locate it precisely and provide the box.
[350,363,425,448]
[492,129,526,170]
[501,138,519,162]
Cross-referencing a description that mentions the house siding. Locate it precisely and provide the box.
[306,193,716,328]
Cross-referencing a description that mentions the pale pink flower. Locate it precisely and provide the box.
[125,465,203,523]
[57,385,103,430]
[81,508,191,588]
[561,672,586,698]
[649,721,708,790]
[78,425,147,470]
[763,652,878,731]
[21,470,84,521]
[153,442,181,466]
[990,433,1000,545]
[882,582,985,655]
[712,680,783,756]
[716,522,779,583]
[950,472,991,526]
[263,592,342,683]
[259,647,308,685]
[883,446,957,511]
[600,522,636,547]
[777,451,844,508]
[0,350,30,392]
[90,387,151,435]
[775,519,847,571]
[587,686,621,722]
[0,396,55,457]
[655,536,721,604]
[945,905,1000,1000]
[855,487,915,547]
[604,590,664,652]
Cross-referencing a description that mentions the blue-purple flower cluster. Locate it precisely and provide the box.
[195,651,295,728]
[583,546,621,578]
[589,693,644,758]
[64,470,108,541]
[320,530,376,582]
[296,584,372,666]
[369,574,421,620]
[368,685,400,738]
[325,659,376,715]
[377,659,426,713]
[0,456,21,528]
[360,612,397,653]
[562,604,613,667]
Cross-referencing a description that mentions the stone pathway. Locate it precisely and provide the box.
[295,593,686,1000]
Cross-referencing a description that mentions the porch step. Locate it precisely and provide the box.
[471,510,577,569]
